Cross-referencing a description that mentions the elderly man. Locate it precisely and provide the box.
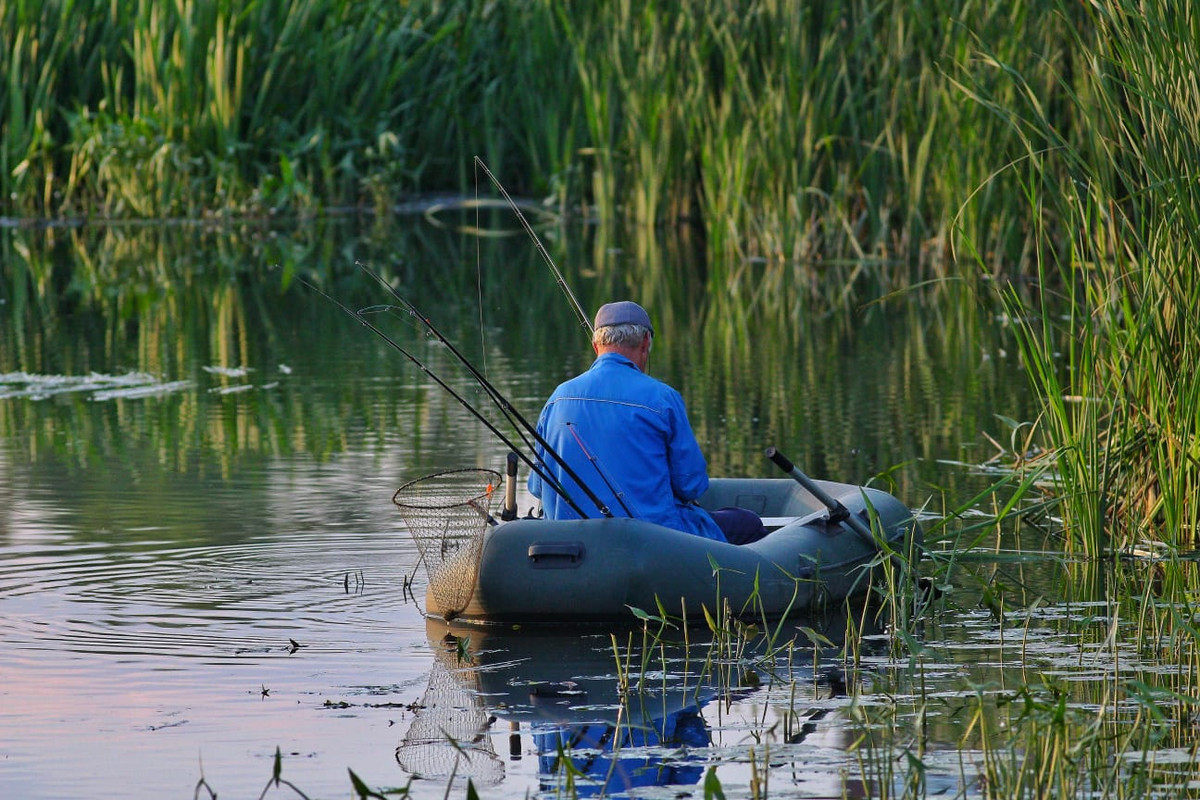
[528,301,763,544]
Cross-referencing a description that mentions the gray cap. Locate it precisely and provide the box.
[593,301,654,335]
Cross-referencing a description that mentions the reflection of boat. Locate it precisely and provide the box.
[416,623,728,796]
[426,476,920,626]
[416,617,869,797]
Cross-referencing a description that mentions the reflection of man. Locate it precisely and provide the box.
[535,706,709,796]
[528,301,764,544]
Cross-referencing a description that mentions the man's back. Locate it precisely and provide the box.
[528,352,725,540]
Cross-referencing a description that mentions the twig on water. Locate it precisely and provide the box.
[344,570,365,595]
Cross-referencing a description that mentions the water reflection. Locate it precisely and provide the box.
[414,615,882,798]
[0,213,1052,799]
[1,215,1037,534]
[530,700,710,795]
[409,626,718,795]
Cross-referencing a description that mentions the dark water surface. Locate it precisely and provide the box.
[0,216,1049,798]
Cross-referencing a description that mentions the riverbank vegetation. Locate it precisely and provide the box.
[5,3,1200,792]
[0,1,1148,269]
[6,0,1196,552]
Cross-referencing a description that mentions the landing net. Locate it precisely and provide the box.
[393,468,500,618]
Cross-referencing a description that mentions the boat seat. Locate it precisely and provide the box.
[761,509,829,531]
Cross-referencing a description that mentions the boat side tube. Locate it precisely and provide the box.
[429,479,919,626]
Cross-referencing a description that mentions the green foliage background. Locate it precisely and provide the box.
[0,0,1103,272]
[4,0,1200,550]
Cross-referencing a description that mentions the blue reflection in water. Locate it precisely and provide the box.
[533,702,710,795]
[414,622,809,796]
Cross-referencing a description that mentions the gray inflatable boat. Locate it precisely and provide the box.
[420,473,921,627]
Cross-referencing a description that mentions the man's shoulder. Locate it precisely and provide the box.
[638,371,684,400]
[549,369,596,395]
[547,359,683,407]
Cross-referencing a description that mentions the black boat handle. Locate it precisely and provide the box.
[528,541,586,568]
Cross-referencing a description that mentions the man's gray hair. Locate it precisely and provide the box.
[592,322,652,350]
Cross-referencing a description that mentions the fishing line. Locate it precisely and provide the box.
[473,156,593,336]
[357,300,541,459]
[296,274,596,519]
[474,162,489,380]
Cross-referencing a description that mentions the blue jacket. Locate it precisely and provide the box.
[528,352,726,541]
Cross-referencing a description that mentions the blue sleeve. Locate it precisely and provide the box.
[527,459,544,499]
[665,388,710,502]
[527,408,548,499]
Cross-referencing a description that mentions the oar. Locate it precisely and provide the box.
[764,446,878,548]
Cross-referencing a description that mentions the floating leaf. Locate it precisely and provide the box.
[798,625,835,649]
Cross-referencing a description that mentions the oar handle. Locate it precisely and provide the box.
[501,451,519,521]
[764,446,876,545]
[765,446,796,473]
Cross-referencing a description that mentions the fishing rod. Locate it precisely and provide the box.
[355,263,616,519]
[296,275,596,519]
[358,263,537,455]
[473,157,593,335]
[565,422,637,518]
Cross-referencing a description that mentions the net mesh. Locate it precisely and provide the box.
[395,642,503,785]
[393,468,500,618]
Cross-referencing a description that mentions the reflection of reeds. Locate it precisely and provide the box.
[0,220,550,471]
[2,216,1032,513]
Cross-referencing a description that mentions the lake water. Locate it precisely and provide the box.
[1,213,1128,798]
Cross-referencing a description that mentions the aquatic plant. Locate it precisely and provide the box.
[193,745,410,799]
[962,0,1200,557]
[0,0,1114,289]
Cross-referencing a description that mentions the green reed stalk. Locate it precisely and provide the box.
[966,0,1200,556]
[0,0,1096,294]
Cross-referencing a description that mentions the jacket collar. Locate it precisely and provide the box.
[590,352,638,371]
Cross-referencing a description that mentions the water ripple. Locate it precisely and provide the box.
[0,527,424,662]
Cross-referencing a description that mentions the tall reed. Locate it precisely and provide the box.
[0,0,1102,289]
[965,0,1200,556]
[2,1,577,217]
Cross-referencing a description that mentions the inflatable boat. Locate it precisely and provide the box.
[414,452,921,627]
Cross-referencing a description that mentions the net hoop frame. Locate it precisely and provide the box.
[392,468,503,513]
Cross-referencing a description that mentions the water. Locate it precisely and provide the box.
[0,215,1079,798]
